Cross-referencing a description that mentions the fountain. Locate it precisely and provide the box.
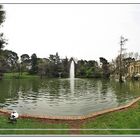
[70,60,75,94]
[70,60,75,79]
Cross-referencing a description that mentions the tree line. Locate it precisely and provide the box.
[0,49,112,79]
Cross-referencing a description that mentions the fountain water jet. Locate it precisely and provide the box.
[70,60,75,94]
[70,60,75,79]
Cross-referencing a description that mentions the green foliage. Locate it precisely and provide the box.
[20,54,30,75]
[1,51,112,79]
[100,57,110,79]
[3,50,19,73]
[0,5,6,80]
[29,53,38,74]
[4,72,39,79]
[76,59,102,78]
[0,5,6,50]
[37,53,69,78]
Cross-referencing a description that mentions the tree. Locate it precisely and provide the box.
[61,57,69,77]
[99,57,110,79]
[86,60,101,78]
[76,60,87,77]
[0,5,6,52]
[37,58,48,79]
[0,33,6,50]
[29,53,38,74]
[20,54,30,74]
[0,5,5,26]
[75,59,101,78]
[55,52,60,65]
[20,54,30,63]
[47,52,62,77]
[4,50,19,74]
[0,5,6,79]
[119,36,128,82]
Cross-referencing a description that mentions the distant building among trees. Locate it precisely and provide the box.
[128,60,140,79]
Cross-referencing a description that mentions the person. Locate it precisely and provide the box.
[9,110,19,123]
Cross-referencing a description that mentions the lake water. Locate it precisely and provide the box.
[0,78,140,116]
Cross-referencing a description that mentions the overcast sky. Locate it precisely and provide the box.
[1,4,140,61]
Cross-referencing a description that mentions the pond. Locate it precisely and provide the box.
[0,78,140,116]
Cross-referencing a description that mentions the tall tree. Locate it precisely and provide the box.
[4,50,19,74]
[119,36,128,82]
[0,5,5,25]
[99,57,110,79]
[20,54,30,74]
[0,5,6,50]
[76,60,87,77]
[0,5,6,79]
[61,57,69,77]
[48,52,61,77]
[29,53,38,74]
[37,58,48,79]
[20,54,30,63]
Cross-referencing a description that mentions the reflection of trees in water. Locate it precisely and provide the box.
[128,81,140,95]
[74,79,98,96]
[59,79,70,96]
[20,79,40,103]
[39,79,73,104]
[111,81,130,104]
[0,80,20,106]
[44,79,60,101]
[31,79,39,92]
[128,81,140,91]
[97,79,110,100]
[0,79,41,105]
[100,80,109,95]
[110,80,140,104]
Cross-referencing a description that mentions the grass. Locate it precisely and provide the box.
[3,72,39,79]
[81,101,140,135]
[0,115,69,135]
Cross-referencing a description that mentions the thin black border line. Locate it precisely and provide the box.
[0,3,140,4]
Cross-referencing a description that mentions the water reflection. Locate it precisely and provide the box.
[70,78,75,94]
[0,79,140,116]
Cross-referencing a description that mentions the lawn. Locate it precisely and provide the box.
[81,101,140,135]
[3,72,39,79]
[0,114,69,135]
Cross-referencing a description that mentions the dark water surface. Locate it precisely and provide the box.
[0,78,140,116]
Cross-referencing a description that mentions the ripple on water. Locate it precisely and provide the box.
[0,79,140,116]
